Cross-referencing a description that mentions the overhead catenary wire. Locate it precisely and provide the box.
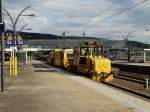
[106,0,149,21]
[90,0,149,38]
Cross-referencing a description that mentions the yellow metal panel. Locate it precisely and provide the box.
[94,58,111,74]
[63,49,73,68]
[54,49,63,67]
[104,75,113,82]
[14,57,18,76]
[10,57,12,76]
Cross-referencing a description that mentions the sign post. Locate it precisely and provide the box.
[5,35,24,76]
[6,35,13,76]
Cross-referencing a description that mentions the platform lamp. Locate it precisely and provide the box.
[4,5,35,76]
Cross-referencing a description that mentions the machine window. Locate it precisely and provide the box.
[80,48,89,56]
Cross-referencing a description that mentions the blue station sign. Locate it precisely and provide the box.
[5,35,24,46]
[6,40,13,45]
[16,40,24,45]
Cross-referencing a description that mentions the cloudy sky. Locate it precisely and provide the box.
[4,0,150,43]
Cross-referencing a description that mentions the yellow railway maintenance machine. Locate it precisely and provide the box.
[52,49,74,69]
[74,41,114,82]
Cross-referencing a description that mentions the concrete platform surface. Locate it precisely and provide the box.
[112,60,150,67]
[0,60,149,112]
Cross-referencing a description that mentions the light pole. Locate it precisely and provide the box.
[4,5,35,38]
[82,31,86,42]
[62,31,69,48]
[19,23,29,33]
[18,24,31,66]
[4,5,35,75]
[0,0,5,92]
[125,32,134,48]
[18,23,31,35]
[63,31,66,48]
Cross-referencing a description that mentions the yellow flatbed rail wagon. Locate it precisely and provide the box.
[48,49,74,69]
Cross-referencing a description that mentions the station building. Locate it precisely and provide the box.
[23,35,114,49]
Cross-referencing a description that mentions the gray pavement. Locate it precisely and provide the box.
[0,60,148,112]
[112,60,150,66]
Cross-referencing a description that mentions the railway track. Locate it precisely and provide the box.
[104,72,150,99]
[104,82,150,99]
[114,74,150,84]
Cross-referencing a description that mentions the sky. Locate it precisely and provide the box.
[4,0,150,43]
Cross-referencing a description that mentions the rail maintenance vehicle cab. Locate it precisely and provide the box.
[74,41,113,82]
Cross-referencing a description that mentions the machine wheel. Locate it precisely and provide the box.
[96,75,101,81]
[90,71,97,81]
[99,73,105,82]
[92,74,97,81]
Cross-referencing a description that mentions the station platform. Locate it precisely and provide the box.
[112,60,150,74]
[0,60,149,112]
[112,60,150,67]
